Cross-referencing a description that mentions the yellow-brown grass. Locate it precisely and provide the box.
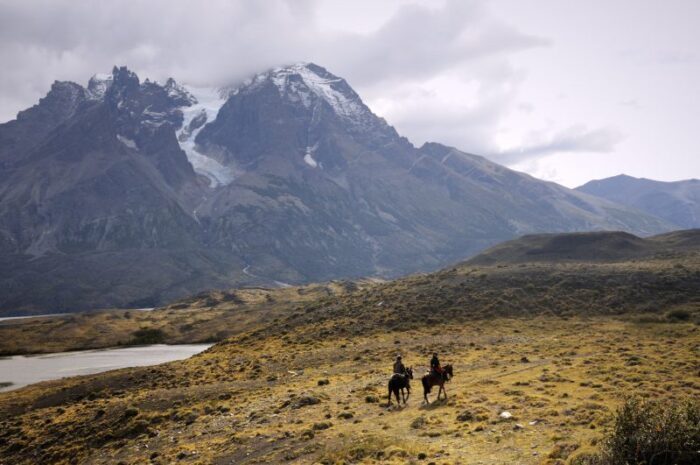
[0,316,698,464]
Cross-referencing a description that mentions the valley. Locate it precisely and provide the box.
[0,230,698,464]
[2,5,699,465]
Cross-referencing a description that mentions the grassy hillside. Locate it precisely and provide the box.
[466,229,700,265]
[0,231,698,464]
[1,231,699,357]
[0,281,375,356]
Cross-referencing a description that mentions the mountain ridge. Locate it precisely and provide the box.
[577,174,700,229]
[0,63,677,314]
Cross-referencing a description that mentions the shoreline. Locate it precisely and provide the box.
[0,343,213,392]
[0,337,217,358]
[0,307,155,323]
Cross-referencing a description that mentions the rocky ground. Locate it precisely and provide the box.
[0,316,698,464]
[1,233,698,464]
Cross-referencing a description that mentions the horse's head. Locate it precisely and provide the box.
[406,366,414,379]
[443,364,454,380]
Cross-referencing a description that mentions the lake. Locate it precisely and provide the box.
[0,343,212,392]
[0,308,155,323]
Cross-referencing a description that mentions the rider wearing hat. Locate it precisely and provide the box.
[393,355,407,375]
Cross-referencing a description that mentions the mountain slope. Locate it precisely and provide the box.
[0,63,675,314]
[0,68,246,311]
[4,229,698,355]
[182,63,673,282]
[577,174,700,229]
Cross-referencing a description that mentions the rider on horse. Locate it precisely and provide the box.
[393,355,407,375]
[422,353,453,403]
[388,355,413,406]
[430,352,443,375]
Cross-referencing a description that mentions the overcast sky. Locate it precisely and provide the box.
[1,0,698,187]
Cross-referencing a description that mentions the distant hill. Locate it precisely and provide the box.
[465,229,700,265]
[3,229,698,354]
[577,174,700,229]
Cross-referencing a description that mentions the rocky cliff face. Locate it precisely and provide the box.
[0,63,675,314]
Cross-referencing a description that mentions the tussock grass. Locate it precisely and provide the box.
[319,435,407,464]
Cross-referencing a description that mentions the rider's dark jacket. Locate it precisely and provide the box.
[393,360,406,375]
[430,355,441,372]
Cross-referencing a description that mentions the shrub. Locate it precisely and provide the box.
[129,328,166,345]
[598,397,699,465]
[665,308,692,321]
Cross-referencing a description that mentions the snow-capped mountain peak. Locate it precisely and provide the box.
[234,62,372,125]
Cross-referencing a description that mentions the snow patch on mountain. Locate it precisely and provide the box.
[304,153,318,168]
[117,135,137,150]
[176,86,234,187]
[304,144,320,168]
[87,73,113,99]
[164,78,196,106]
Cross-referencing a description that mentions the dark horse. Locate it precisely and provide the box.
[387,367,413,406]
[422,364,453,404]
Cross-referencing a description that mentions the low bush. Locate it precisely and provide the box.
[596,397,699,465]
[129,328,166,345]
[665,308,692,321]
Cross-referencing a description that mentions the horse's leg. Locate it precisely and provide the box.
[422,378,431,404]
[387,384,392,406]
[394,388,400,405]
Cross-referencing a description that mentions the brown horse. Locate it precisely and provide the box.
[422,364,453,404]
[387,367,413,406]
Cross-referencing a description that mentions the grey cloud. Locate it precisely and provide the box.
[494,126,625,165]
[327,0,548,86]
[0,0,547,121]
[0,0,559,172]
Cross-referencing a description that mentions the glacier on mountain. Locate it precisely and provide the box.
[176,86,235,188]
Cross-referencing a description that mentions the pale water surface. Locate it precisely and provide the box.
[0,308,155,323]
[0,344,212,392]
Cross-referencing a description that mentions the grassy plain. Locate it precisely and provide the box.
[0,316,698,464]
